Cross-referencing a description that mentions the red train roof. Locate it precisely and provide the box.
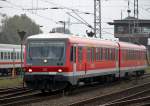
[27,33,146,50]
[119,41,146,50]
[28,33,118,48]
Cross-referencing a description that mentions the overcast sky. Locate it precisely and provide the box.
[0,0,150,39]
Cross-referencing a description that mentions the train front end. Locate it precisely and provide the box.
[24,34,70,92]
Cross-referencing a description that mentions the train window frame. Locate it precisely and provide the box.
[87,47,91,62]
[17,52,20,60]
[0,52,3,60]
[112,48,115,60]
[100,48,103,60]
[110,48,113,60]
[70,46,73,62]
[115,49,118,61]
[108,48,111,60]
[73,46,76,62]
[96,47,99,61]
[105,48,108,60]
[78,46,83,63]
[11,52,14,60]
[102,48,105,60]
[8,52,11,60]
[91,47,95,62]
[4,52,7,60]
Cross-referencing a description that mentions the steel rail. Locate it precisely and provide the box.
[68,82,150,106]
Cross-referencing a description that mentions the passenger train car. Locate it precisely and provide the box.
[0,44,24,75]
[24,33,147,92]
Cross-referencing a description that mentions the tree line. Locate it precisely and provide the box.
[0,14,42,44]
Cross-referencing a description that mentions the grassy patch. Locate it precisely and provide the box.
[146,66,150,73]
[0,77,23,88]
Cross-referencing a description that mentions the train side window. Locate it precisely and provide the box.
[4,52,7,60]
[17,52,20,59]
[8,52,10,60]
[11,52,14,60]
[14,53,16,60]
[73,47,76,62]
[109,48,112,60]
[127,50,128,60]
[105,48,108,60]
[100,48,103,60]
[115,49,118,60]
[18,52,20,60]
[78,46,83,63]
[135,51,136,60]
[70,46,76,62]
[110,49,112,60]
[91,47,95,62]
[107,48,109,60]
[87,48,91,62]
[108,48,110,60]
[130,50,132,60]
[96,48,99,61]
[20,52,24,59]
[106,48,108,60]
[70,46,73,62]
[137,51,139,60]
[1,52,3,60]
[131,50,132,60]
[112,49,116,60]
[102,48,105,60]
[99,48,101,60]
[108,48,111,60]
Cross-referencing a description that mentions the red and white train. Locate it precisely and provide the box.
[0,44,24,75]
[24,33,147,92]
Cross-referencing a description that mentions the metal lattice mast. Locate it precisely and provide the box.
[94,0,101,38]
[134,0,139,19]
[134,0,139,44]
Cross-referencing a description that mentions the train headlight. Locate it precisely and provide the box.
[58,69,62,73]
[28,69,32,73]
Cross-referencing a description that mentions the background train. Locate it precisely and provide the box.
[0,44,24,76]
[24,33,147,92]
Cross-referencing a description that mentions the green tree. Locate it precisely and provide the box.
[0,14,42,44]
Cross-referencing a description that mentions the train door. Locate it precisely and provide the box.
[77,46,84,72]
[70,45,77,85]
[116,45,120,78]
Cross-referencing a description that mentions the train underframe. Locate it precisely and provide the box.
[24,69,145,92]
[24,74,71,92]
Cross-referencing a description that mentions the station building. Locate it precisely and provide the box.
[108,16,150,52]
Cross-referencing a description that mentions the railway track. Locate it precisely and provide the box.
[0,86,38,106]
[0,73,150,106]
[68,81,150,106]
[0,90,63,106]
[0,87,27,95]
[104,96,150,106]
[0,81,119,106]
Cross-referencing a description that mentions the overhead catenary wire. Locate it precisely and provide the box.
[40,0,92,15]
[71,10,93,29]
[2,0,130,37]
[5,0,115,37]
[3,0,58,24]
[66,12,93,29]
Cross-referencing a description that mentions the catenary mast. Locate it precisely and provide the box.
[94,0,101,38]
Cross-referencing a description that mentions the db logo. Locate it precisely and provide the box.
[43,68,47,71]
